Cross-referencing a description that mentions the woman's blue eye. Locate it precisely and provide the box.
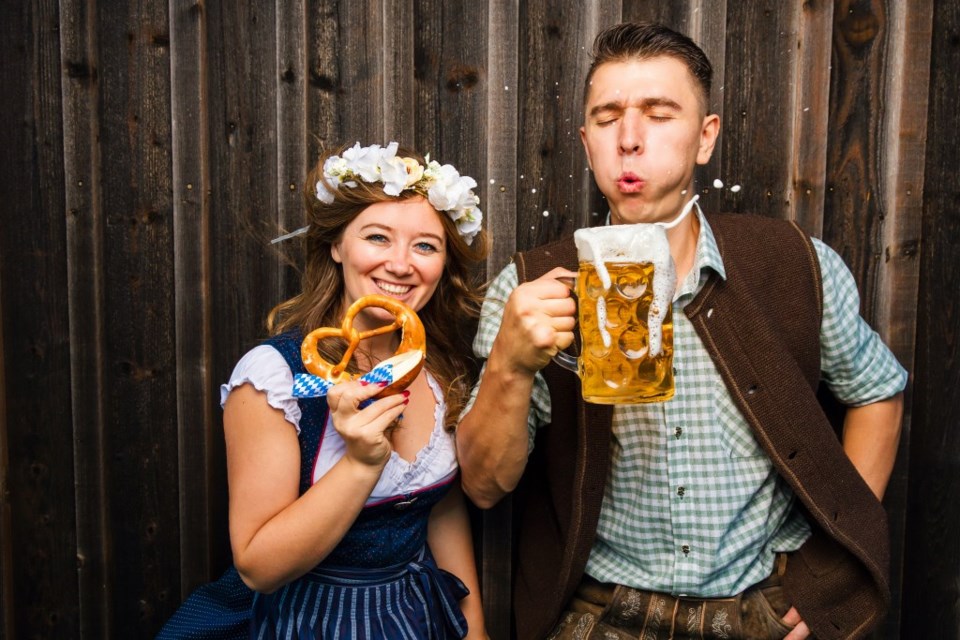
[415,241,439,253]
[365,234,388,243]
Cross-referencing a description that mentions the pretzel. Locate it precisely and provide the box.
[301,294,426,396]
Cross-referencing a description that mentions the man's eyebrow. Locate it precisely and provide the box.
[588,96,683,118]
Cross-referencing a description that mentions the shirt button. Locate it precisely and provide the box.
[681,544,690,555]
[677,486,686,497]
[674,426,683,439]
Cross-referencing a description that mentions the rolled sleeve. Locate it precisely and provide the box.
[815,239,908,406]
[461,262,551,452]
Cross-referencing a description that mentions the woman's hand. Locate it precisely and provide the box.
[326,379,409,468]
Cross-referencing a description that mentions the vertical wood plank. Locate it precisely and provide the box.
[480,5,519,634]
[713,3,799,219]
[787,2,833,235]
[275,0,309,299]
[485,0,520,270]
[902,0,960,636]
[59,0,109,635]
[0,0,80,637]
[867,3,932,636]
[204,7,283,609]
[0,276,10,639]
[383,0,415,145]
[823,0,889,313]
[95,0,181,632]
[306,0,344,154]
[337,0,385,143]
[168,0,215,609]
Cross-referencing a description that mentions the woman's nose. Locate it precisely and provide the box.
[385,249,413,275]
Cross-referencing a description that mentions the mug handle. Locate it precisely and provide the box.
[551,276,579,373]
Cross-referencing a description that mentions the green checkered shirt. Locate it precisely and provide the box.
[466,211,907,597]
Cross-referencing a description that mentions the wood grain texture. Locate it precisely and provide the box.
[94,1,181,632]
[868,3,932,637]
[0,0,82,637]
[714,3,799,219]
[0,2,949,637]
[823,0,889,320]
[59,0,110,635]
[485,0,520,271]
[168,0,215,610]
[902,0,960,636]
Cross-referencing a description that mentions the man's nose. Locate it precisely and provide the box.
[619,111,644,154]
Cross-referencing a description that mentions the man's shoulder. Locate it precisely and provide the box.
[514,235,577,283]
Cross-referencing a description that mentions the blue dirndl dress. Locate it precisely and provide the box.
[157,330,469,639]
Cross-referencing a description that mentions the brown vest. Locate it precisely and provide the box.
[510,213,889,640]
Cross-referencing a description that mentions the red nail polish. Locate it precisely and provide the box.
[359,380,369,386]
[403,398,410,405]
[402,390,411,398]
[378,381,388,387]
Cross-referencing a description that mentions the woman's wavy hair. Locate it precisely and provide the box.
[268,143,490,429]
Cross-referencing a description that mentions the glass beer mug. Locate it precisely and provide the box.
[553,223,677,404]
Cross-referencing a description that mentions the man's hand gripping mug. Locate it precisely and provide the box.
[552,197,698,404]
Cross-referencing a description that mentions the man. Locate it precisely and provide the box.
[456,22,906,640]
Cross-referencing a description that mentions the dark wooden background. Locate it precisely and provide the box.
[1,1,957,638]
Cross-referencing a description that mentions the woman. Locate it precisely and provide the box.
[160,141,488,639]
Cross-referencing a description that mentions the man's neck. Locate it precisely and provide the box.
[665,210,700,288]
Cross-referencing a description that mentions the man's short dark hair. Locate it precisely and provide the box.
[583,22,713,112]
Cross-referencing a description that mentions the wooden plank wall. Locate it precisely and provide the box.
[0,1,956,637]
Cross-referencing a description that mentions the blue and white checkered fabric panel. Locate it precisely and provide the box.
[292,363,395,399]
[358,363,394,386]
[292,374,334,398]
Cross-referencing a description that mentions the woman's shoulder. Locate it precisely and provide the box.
[219,343,302,430]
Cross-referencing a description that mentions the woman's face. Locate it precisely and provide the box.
[332,197,447,331]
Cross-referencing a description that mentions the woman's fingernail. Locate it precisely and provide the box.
[403,398,409,405]
[378,381,389,387]
[402,390,411,398]
[359,380,369,386]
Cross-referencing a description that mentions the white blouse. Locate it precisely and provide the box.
[220,345,458,503]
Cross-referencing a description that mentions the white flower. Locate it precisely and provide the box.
[342,142,383,182]
[427,165,477,212]
[310,142,484,244]
[379,155,411,196]
[401,157,424,187]
[315,178,336,204]
[456,207,483,244]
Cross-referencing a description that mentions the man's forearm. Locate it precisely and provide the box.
[457,348,538,508]
[842,392,904,500]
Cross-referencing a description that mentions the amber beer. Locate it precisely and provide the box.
[575,261,674,403]
[553,223,677,404]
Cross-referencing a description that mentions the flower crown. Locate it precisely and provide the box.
[315,141,483,245]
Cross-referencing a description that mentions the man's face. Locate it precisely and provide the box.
[580,56,720,225]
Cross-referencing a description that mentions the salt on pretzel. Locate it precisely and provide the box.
[301,294,426,396]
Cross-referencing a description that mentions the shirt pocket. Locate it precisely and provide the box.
[714,382,766,459]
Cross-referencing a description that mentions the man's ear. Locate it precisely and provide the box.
[580,125,594,171]
[697,113,721,165]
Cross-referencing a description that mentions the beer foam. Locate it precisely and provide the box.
[596,296,611,348]
[573,224,675,356]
